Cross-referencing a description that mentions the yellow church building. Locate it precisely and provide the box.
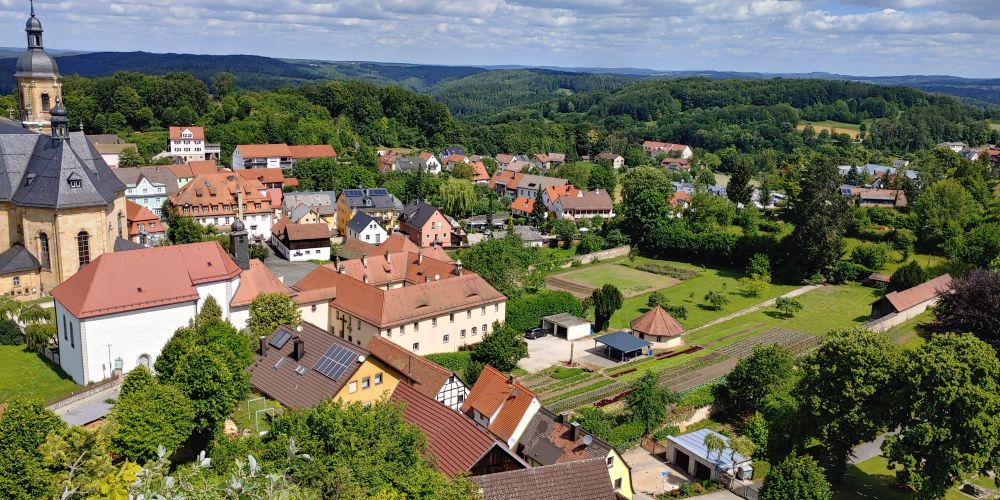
[0,3,126,300]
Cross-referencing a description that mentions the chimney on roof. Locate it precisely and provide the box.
[363,274,368,284]
[507,375,515,386]
[385,251,391,264]
[455,259,463,276]
[292,339,305,361]
[558,412,568,423]
[259,336,267,356]
[424,276,429,283]
[570,422,581,442]
[417,250,423,265]
[339,264,346,274]
[362,254,368,268]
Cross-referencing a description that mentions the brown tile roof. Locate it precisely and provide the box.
[470,161,490,182]
[557,189,613,211]
[266,188,282,207]
[237,168,286,185]
[292,286,338,305]
[335,251,456,287]
[170,173,271,217]
[169,126,205,141]
[461,365,537,442]
[292,255,505,329]
[518,175,568,192]
[238,144,293,158]
[391,383,520,479]
[443,154,466,165]
[368,337,452,400]
[285,222,332,242]
[50,242,241,319]
[630,306,684,338]
[882,274,953,313]
[231,260,295,307]
[496,154,515,165]
[125,201,164,237]
[94,143,137,155]
[545,184,580,204]
[471,457,616,500]
[868,273,891,284]
[376,233,452,263]
[338,238,377,259]
[511,196,534,213]
[288,144,337,159]
[248,322,368,409]
[518,408,614,465]
[662,157,691,169]
[670,191,691,206]
[188,160,220,176]
[595,152,622,161]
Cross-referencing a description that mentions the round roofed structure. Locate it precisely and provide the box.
[629,305,685,348]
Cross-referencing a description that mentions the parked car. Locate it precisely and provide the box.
[524,327,548,339]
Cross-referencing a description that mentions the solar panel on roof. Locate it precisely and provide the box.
[368,188,388,196]
[268,330,292,349]
[314,344,357,381]
[344,189,364,197]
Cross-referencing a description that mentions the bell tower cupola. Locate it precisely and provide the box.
[15,0,62,135]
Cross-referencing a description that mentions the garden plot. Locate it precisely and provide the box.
[546,263,679,298]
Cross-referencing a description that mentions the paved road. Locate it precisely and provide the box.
[262,253,319,286]
[50,383,121,426]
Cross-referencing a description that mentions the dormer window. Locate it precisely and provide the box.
[67,174,82,189]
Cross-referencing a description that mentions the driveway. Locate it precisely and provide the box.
[262,253,319,286]
[622,447,690,499]
[519,335,620,373]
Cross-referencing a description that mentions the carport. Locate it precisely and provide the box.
[665,428,753,482]
[541,313,592,340]
[594,331,651,362]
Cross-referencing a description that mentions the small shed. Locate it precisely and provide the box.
[542,313,592,341]
[629,306,685,347]
[867,273,891,288]
[594,331,650,362]
[665,429,753,482]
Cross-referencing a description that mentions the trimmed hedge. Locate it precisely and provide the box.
[505,291,584,332]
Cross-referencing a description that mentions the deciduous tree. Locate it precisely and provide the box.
[246,292,301,339]
[888,261,927,292]
[714,344,793,420]
[109,382,196,464]
[471,322,527,373]
[625,371,676,434]
[929,269,1000,353]
[760,455,833,500]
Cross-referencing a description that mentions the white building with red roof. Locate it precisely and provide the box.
[168,126,207,163]
[50,229,293,385]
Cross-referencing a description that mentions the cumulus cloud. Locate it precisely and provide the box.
[0,0,996,77]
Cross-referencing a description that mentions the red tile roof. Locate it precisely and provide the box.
[489,169,523,191]
[470,161,490,182]
[368,337,452,400]
[511,196,534,213]
[237,168,285,185]
[238,144,293,158]
[50,242,242,319]
[170,173,272,217]
[288,144,337,159]
[882,274,953,313]
[545,184,580,204]
[630,306,684,338]
[188,160,220,176]
[169,126,205,141]
[376,233,452,263]
[461,365,537,442]
[230,260,295,307]
[125,201,164,237]
[670,191,691,206]
[471,457,615,500]
[391,383,519,479]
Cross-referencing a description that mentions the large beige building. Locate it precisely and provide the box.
[292,251,506,354]
[0,4,126,300]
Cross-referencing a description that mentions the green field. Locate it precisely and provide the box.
[0,346,79,403]
[836,456,998,500]
[690,284,878,338]
[597,258,799,331]
[553,263,679,297]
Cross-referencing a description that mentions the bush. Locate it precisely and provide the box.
[249,244,269,261]
[0,319,23,345]
[704,291,729,310]
[827,261,871,284]
[664,304,688,320]
[746,253,772,282]
[634,262,700,280]
[576,234,607,255]
[652,425,680,441]
[647,292,666,308]
[605,421,645,450]
[850,242,890,271]
[505,291,584,332]
[890,261,928,292]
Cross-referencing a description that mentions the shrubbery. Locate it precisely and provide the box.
[0,320,23,345]
[634,262,701,280]
[505,291,584,332]
[826,261,871,284]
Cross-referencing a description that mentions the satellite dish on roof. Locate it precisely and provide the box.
[357,355,366,364]
[583,435,593,447]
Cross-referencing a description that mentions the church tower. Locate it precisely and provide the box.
[15,0,62,134]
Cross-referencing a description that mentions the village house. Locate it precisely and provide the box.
[470,161,491,184]
[166,160,222,189]
[283,191,338,235]
[417,152,442,174]
[472,458,617,500]
[840,186,908,209]
[271,217,332,262]
[391,383,526,478]
[236,168,298,191]
[232,144,336,171]
[462,365,541,449]
[552,188,614,220]
[169,172,274,240]
[125,201,165,247]
[399,200,458,248]
[870,274,953,323]
[249,322,404,409]
[661,157,691,171]
[92,143,137,168]
[517,409,635,499]
[441,153,468,171]
[167,126,207,163]
[113,166,178,217]
[643,140,694,159]
[510,196,535,218]
[529,153,566,170]
[291,251,505,354]
[594,152,625,169]
[369,336,469,409]
[49,227,292,385]
[335,188,404,235]
[346,212,389,244]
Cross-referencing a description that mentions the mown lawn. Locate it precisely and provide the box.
[601,258,799,331]
[689,284,879,338]
[884,311,933,349]
[836,456,998,500]
[0,345,79,403]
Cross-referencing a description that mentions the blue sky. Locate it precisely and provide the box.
[1,0,997,78]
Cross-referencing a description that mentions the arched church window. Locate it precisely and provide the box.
[77,231,90,267]
[38,232,50,269]
[40,92,50,112]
